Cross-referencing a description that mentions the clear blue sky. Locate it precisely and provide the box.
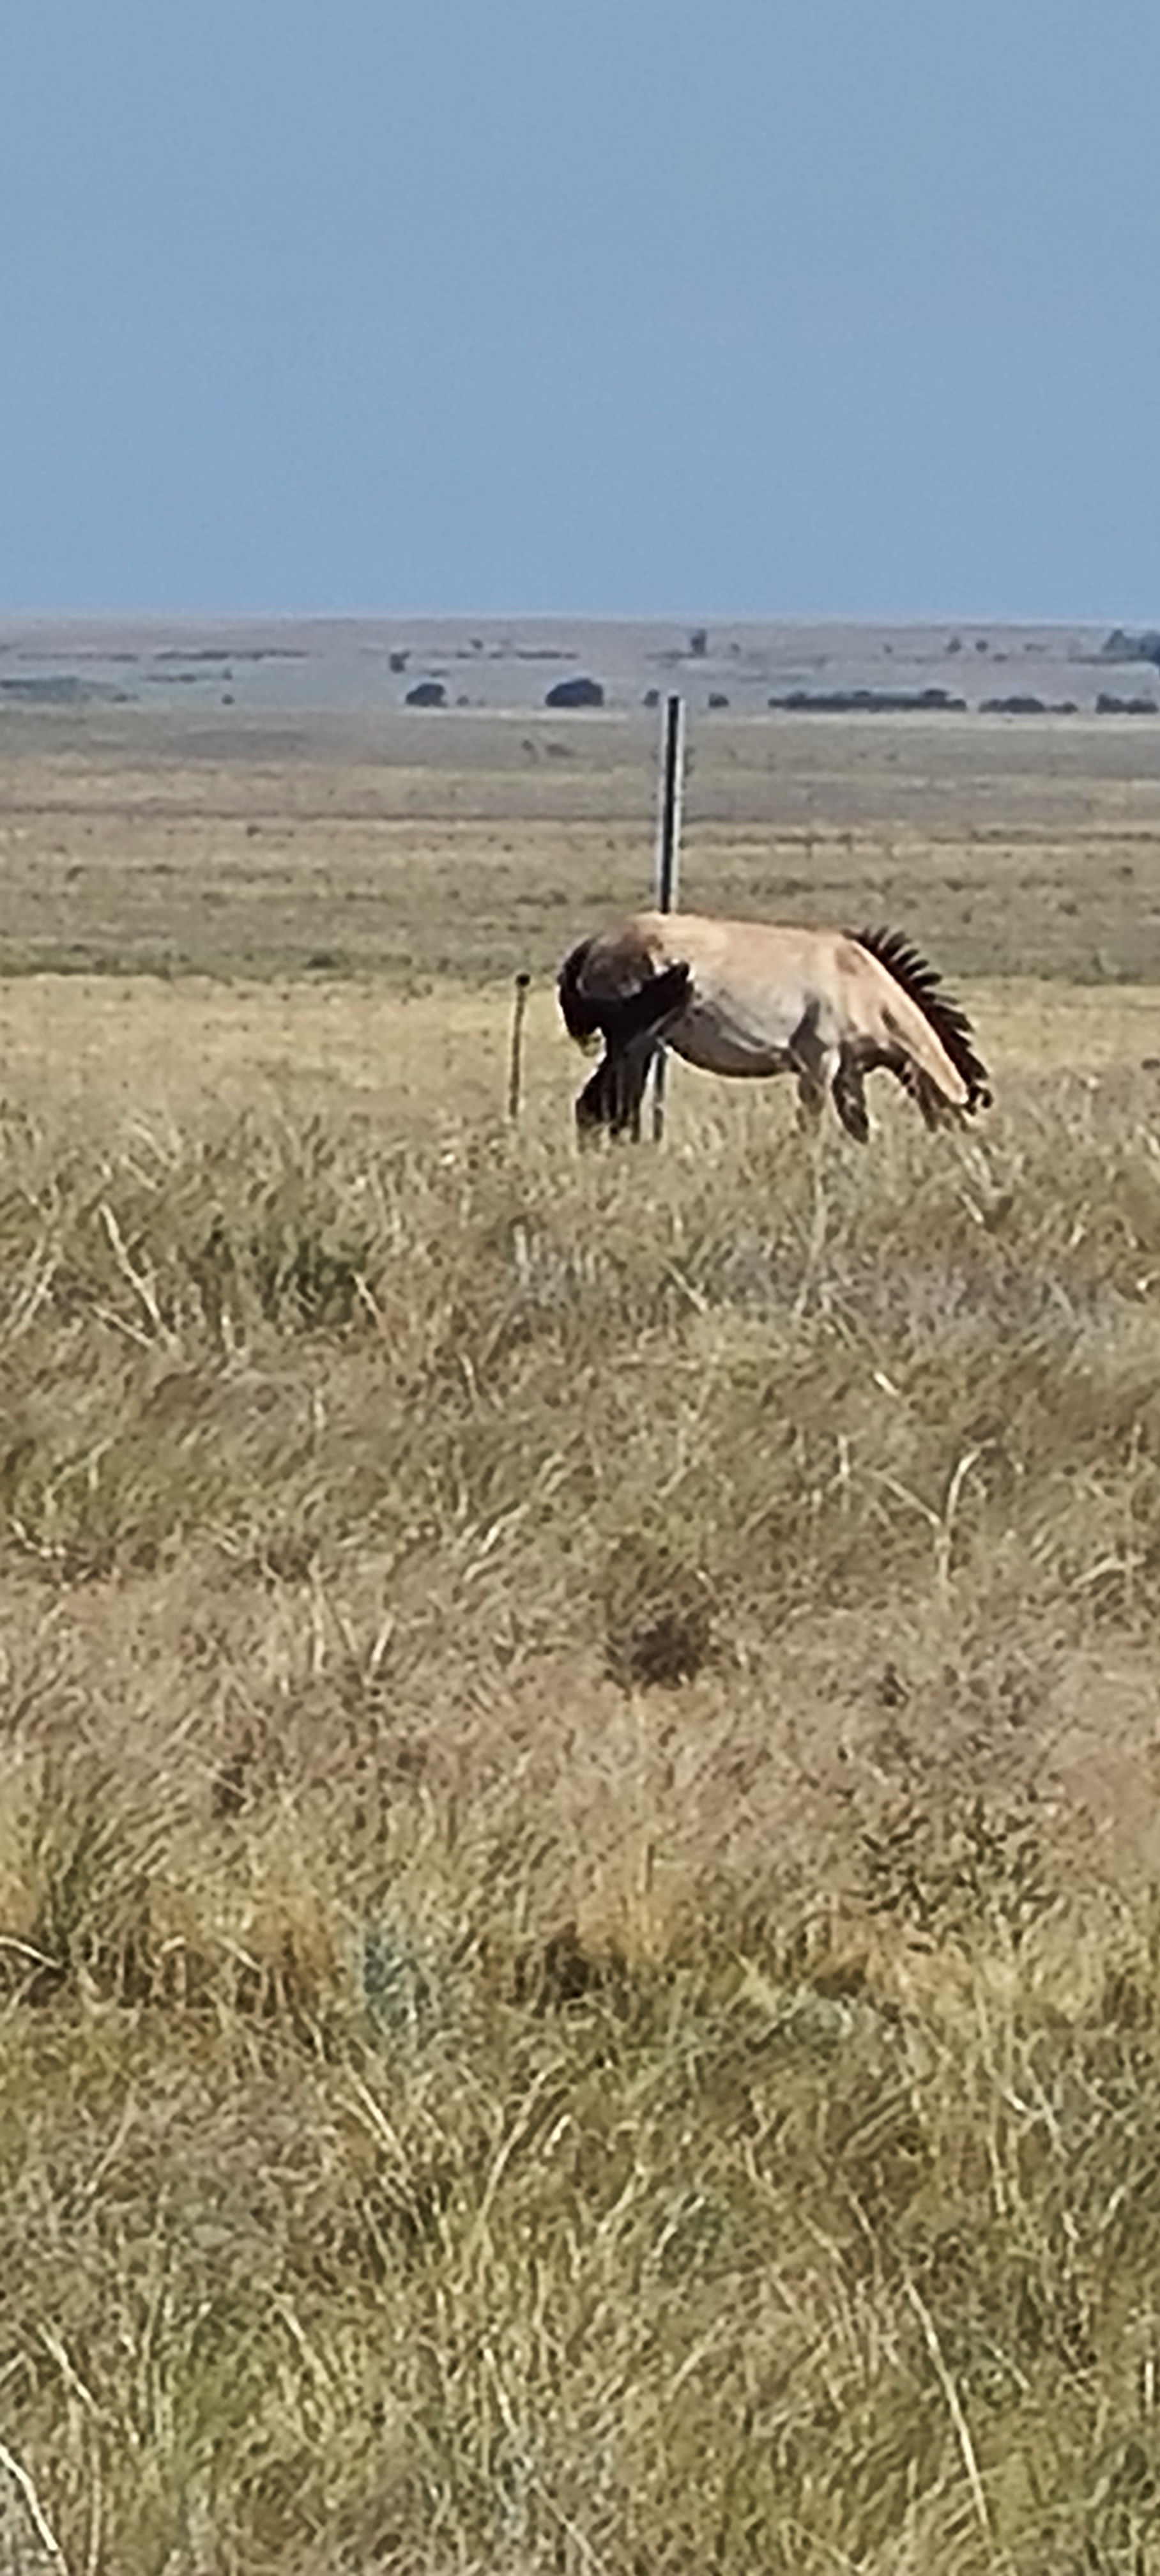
[3,0,1158,619]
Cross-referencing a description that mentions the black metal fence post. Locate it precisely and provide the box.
[651,693,685,1142]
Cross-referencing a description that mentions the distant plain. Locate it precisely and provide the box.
[1,617,1160,996]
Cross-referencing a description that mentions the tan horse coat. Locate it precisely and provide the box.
[558,912,991,1140]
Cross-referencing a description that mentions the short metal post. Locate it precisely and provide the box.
[507,970,531,1121]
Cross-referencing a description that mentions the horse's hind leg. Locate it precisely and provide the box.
[573,961,691,1143]
[576,1055,615,1139]
[575,1036,657,1141]
[611,1036,658,1139]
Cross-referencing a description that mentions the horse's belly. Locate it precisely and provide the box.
[669,1002,793,1079]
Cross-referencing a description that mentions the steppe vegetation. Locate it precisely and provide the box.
[4,706,1160,2571]
[2,699,1160,985]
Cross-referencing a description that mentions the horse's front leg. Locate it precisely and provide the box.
[795,1069,827,1135]
[830,1048,871,1143]
[791,1009,840,1137]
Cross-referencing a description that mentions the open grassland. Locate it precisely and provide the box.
[6,1011,1160,2572]
[3,701,1160,985]
[6,710,1160,2570]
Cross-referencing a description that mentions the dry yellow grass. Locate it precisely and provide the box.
[3,696,1160,985]
[4,968,1160,1146]
[3,1018,1160,2572]
[5,708,1160,2570]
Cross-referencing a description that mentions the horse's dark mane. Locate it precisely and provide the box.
[850,924,992,1112]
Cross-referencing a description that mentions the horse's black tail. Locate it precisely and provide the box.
[569,960,693,1140]
[559,943,693,1064]
[558,940,603,1050]
[558,947,692,1054]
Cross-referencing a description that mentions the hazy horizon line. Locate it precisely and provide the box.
[0,604,1133,630]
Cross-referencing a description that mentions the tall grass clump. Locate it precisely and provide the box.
[4,1068,1160,2569]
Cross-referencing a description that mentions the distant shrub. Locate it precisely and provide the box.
[1101,626,1160,666]
[544,675,604,709]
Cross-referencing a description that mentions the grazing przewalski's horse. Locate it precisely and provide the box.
[557,912,991,1142]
